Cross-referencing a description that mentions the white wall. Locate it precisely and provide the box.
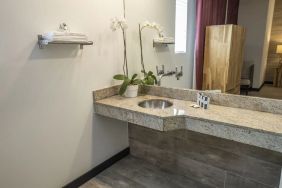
[0,1,129,188]
[261,0,276,83]
[238,0,275,88]
[0,0,195,188]
[126,0,195,89]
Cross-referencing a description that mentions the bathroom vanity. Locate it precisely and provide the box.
[93,85,282,188]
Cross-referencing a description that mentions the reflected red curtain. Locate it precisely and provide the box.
[195,0,240,90]
[226,0,240,24]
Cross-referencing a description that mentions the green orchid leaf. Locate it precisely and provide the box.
[119,78,130,95]
[132,79,143,85]
[114,74,128,80]
[131,74,138,81]
[146,76,155,85]
[151,75,158,84]
[141,70,157,86]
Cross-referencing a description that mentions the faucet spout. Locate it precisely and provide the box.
[157,75,165,86]
[157,71,176,86]
[156,65,182,86]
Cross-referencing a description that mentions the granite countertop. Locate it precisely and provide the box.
[95,95,282,136]
[94,93,282,153]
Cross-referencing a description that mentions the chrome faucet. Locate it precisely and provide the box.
[156,65,165,75]
[156,65,176,86]
[175,66,183,80]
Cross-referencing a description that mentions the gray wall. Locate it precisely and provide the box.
[266,0,282,82]
[238,0,275,88]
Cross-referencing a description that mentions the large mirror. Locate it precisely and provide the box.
[125,0,282,100]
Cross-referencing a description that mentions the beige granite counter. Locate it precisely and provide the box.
[93,86,282,153]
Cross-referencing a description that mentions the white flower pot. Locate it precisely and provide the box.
[124,85,139,98]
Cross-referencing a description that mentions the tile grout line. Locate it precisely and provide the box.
[279,169,282,188]
[223,171,227,188]
[228,172,275,188]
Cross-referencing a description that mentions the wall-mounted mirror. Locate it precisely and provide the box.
[125,0,195,89]
[125,0,282,101]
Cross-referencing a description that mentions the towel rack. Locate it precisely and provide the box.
[37,35,94,49]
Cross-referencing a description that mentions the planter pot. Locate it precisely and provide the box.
[124,85,139,98]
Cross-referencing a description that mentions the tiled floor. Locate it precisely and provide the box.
[80,155,211,188]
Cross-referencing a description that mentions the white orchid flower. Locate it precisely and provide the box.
[110,17,128,31]
[110,18,118,31]
[151,22,157,28]
[120,18,128,30]
[140,21,164,37]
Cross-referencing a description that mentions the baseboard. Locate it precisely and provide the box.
[62,147,130,188]
[264,81,274,85]
[250,82,265,92]
[250,81,274,91]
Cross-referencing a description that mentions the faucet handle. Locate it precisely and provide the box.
[156,65,165,76]
[176,66,183,80]
[156,66,159,75]
[176,66,183,73]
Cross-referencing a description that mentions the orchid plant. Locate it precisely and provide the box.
[110,0,143,96]
[139,21,164,38]
[110,18,128,32]
[111,17,129,77]
[138,21,163,85]
[111,17,143,95]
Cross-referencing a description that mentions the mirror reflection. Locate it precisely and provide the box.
[125,0,281,100]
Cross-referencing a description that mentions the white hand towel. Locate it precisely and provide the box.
[52,36,88,42]
[154,37,174,43]
[42,31,88,42]
[54,32,85,36]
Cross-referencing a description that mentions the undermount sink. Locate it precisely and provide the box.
[138,99,173,109]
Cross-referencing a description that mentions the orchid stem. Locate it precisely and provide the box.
[139,24,146,76]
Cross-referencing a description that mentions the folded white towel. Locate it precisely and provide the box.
[51,38,88,43]
[52,35,87,38]
[52,36,88,41]
[42,31,88,42]
[43,31,85,37]
[154,37,175,43]
[53,32,85,37]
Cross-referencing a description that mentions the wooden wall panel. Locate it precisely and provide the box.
[203,25,231,92]
[228,26,246,92]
